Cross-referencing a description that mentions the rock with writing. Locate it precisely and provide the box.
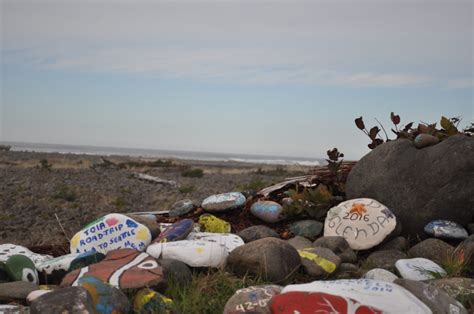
[70,213,152,254]
[61,249,165,291]
[414,134,440,149]
[30,286,96,314]
[363,268,398,283]
[169,199,196,217]
[186,232,245,254]
[5,255,39,285]
[395,258,447,281]
[280,279,431,314]
[198,214,231,233]
[133,288,174,313]
[424,219,468,240]
[324,198,397,250]
[202,192,246,212]
[224,285,282,314]
[250,201,286,223]
[0,244,53,269]
[153,219,194,243]
[78,276,131,314]
[298,247,341,278]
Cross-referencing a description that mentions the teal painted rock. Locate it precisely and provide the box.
[78,276,131,314]
[30,286,95,314]
[289,220,323,240]
[202,192,246,212]
[133,288,174,313]
[70,213,152,254]
[250,201,286,223]
[69,251,106,272]
[5,255,39,284]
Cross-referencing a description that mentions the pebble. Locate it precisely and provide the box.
[395,258,447,281]
[414,133,440,148]
[224,285,281,314]
[324,198,397,250]
[363,268,398,282]
[298,247,341,278]
[186,232,244,254]
[198,214,231,233]
[70,213,152,254]
[202,192,246,212]
[169,199,196,217]
[250,201,286,223]
[424,219,468,240]
[237,225,279,243]
[288,220,323,241]
[153,218,194,243]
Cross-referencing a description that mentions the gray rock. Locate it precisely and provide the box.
[414,134,440,149]
[408,238,455,265]
[288,220,323,241]
[30,287,95,314]
[364,268,398,282]
[202,192,246,212]
[395,279,467,314]
[128,214,161,239]
[0,281,38,302]
[427,277,474,310]
[226,238,301,283]
[287,236,313,250]
[313,236,357,263]
[346,135,474,236]
[379,236,407,251]
[169,199,195,217]
[298,247,341,278]
[364,250,407,271]
[237,225,279,243]
[159,258,192,286]
[223,285,281,314]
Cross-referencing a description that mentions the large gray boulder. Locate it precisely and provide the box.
[346,135,474,236]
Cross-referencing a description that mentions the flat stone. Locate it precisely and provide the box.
[395,258,447,281]
[70,213,152,254]
[289,220,323,241]
[324,198,397,250]
[0,281,39,301]
[364,250,407,271]
[5,255,39,284]
[298,247,341,278]
[78,276,131,314]
[153,219,194,243]
[237,225,279,243]
[202,192,246,212]
[280,279,431,313]
[250,201,286,223]
[0,244,53,269]
[224,285,282,314]
[424,219,468,240]
[313,236,357,263]
[287,236,313,250]
[427,277,474,310]
[30,287,95,314]
[363,268,398,282]
[133,288,174,313]
[226,238,301,283]
[169,199,196,217]
[408,238,455,265]
[198,214,231,233]
[379,236,407,251]
[395,279,467,314]
[414,133,440,148]
[61,249,165,291]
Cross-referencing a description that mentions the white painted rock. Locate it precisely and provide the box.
[185,232,245,254]
[70,213,152,254]
[424,219,469,240]
[395,258,447,281]
[37,253,81,275]
[146,240,229,268]
[202,192,246,212]
[250,201,286,223]
[324,198,397,250]
[0,244,53,268]
[281,279,431,314]
[363,268,398,283]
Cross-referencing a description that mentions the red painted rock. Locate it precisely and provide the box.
[60,249,165,290]
[271,291,383,314]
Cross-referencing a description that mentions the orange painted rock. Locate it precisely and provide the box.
[60,249,165,291]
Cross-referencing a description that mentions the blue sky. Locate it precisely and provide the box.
[1,0,472,159]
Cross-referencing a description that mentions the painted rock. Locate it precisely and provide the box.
[186,232,245,254]
[30,286,95,314]
[37,251,105,277]
[27,289,52,303]
[281,279,431,313]
[424,219,468,240]
[153,219,194,243]
[70,213,152,254]
[198,214,231,233]
[159,222,201,233]
[69,251,106,272]
[324,198,397,250]
[61,249,165,290]
[298,247,341,278]
[133,288,174,313]
[5,255,39,285]
[147,240,229,268]
[395,258,447,281]
[250,201,286,223]
[224,285,282,314]
[78,276,131,314]
[271,291,384,314]
[363,268,398,283]
[289,220,323,241]
[202,192,246,212]
[414,133,440,148]
[0,244,53,268]
[169,199,196,217]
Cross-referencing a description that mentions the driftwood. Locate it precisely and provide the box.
[258,161,356,198]
[133,173,179,188]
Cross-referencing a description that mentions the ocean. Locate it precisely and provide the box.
[2,142,324,167]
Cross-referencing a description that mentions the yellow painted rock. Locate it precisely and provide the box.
[198,214,231,233]
[133,288,174,313]
[298,247,340,278]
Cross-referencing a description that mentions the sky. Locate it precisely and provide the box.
[0,0,473,160]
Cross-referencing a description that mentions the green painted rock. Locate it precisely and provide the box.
[133,288,174,313]
[5,255,39,284]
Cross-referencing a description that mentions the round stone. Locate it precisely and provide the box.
[250,201,286,223]
[395,258,447,281]
[424,219,468,240]
[363,268,398,282]
[414,134,440,149]
[224,285,282,314]
[237,225,279,243]
[202,192,246,212]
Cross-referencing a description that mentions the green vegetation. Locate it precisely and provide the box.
[53,185,77,202]
[179,185,196,194]
[39,158,52,171]
[181,168,204,178]
[283,184,334,219]
[237,178,268,191]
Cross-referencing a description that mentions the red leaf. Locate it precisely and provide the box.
[391,112,401,125]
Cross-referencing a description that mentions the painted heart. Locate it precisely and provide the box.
[106,218,119,227]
